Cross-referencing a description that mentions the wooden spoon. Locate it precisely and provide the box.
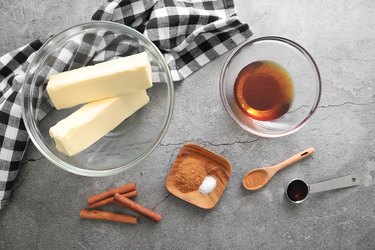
[242,148,315,190]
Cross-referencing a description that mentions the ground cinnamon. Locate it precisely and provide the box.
[174,157,206,193]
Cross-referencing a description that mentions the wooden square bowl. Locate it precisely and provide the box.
[166,144,232,209]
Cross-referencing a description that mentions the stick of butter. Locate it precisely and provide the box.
[49,90,149,156]
[47,52,152,109]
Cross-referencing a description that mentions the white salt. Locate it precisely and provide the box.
[199,176,217,195]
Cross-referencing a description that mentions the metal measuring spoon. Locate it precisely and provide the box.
[286,174,359,203]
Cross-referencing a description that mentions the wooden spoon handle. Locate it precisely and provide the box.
[274,148,315,172]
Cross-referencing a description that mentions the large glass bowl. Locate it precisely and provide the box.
[220,36,321,137]
[22,21,174,176]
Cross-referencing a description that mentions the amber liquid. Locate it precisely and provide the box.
[234,60,294,121]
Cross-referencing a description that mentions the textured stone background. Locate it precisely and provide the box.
[1,0,375,249]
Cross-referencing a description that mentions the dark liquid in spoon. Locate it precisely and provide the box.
[234,60,294,121]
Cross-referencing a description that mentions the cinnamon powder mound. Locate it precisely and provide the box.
[175,157,206,193]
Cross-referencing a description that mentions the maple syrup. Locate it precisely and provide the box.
[234,60,294,121]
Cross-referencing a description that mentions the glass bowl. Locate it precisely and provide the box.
[220,36,321,137]
[22,21,174,176]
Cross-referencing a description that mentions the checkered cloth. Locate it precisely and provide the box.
[0,0,251,209]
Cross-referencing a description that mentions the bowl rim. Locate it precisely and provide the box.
[21,21,174,177]
[219,36,322,138]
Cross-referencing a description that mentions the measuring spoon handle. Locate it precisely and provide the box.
[275,148,315,171]
[309,174,359,194]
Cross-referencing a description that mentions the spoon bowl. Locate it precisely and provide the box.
[243,169,270,190]
[242,148,315,190]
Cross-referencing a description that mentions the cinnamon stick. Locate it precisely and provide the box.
[80,209,137,224]
[88,190,138,209]
[87,183,136,204]
[114,193,162,222]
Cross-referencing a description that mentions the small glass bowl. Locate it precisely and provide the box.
[22,21,174,176]
[219,36,321,137]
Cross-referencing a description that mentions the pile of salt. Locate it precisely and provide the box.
[198,176,217,195]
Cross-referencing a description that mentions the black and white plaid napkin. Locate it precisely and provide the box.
[0,0,251,209]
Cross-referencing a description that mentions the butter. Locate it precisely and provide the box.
[49,90,149,156]
[47,52,152,109]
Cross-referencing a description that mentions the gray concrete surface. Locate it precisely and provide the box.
[1,0,375,249]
